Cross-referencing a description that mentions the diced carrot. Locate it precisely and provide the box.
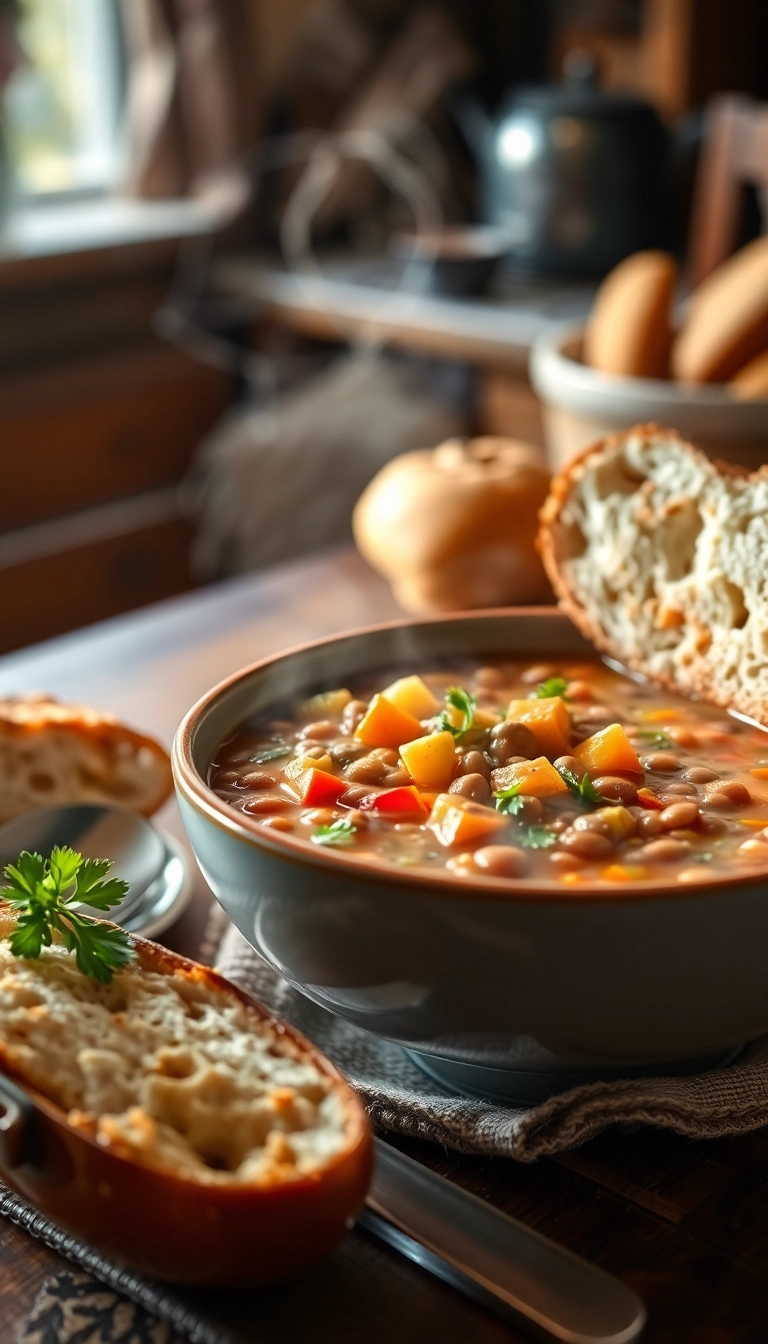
[641,709,680,722]
[355,694,423,748]
[506,697,571,758]
[573,724,643,775]
[738,817,768,828]
[491,756,569,799]
[381,675,440,719]
[292,767,347,806]
[359,786,429,817]
[560,871,586,885]
[399,731,457,790]
[667,727,699,749]
[750,768,768,780]
[427,794,508,848]
[601,863,650,882]
[636,788,664,809]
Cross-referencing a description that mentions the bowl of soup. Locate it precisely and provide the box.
[173,611,768,1102]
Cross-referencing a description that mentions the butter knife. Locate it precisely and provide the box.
[360,1139,646,1344]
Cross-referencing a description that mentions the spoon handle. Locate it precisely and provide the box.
[360,1139,646,1344]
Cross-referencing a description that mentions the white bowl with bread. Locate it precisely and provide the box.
[531,241,768,473]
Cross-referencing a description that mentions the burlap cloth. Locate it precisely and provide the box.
[215,919,768,1160]
[7,909,768,1344]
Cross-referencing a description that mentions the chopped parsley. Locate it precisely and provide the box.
[556,766,611,806]
[493,785,526,816]
[311,818,357,847]
[515,825,558,849]
[533,676,568,700]
[439,686,477,741]
[250,746,291,764]
[634,729,673,749]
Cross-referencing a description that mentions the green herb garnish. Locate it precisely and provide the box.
[493,785,526,816]
[534,677,568,700]
[556,766,610,806]
[250,746,291,764]
[311,818,357,847]
[516,825,558,849]
[690,851,714,864]
[439,687,477,741]
[1,847,134,984]
[635,729,673,749]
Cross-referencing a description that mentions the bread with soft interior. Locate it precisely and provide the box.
[729,348,768,400]
[538,423,768,726]
[0,696,172,822]
[672,235,768,383]
[583,250,677,379]
[0,908,366,1187]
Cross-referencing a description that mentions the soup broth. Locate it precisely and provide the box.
[210,658,768,890]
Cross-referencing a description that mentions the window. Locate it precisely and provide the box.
[5,0,124,199]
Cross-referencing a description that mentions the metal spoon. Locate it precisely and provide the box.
[0,804,190,934]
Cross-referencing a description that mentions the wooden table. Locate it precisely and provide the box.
[2,547,768,1344]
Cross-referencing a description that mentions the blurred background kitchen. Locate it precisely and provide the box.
[1,0,767,654]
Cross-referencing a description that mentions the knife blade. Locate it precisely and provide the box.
[360,1139,646,1344]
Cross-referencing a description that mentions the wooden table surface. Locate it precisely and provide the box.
[2,547,768,1344]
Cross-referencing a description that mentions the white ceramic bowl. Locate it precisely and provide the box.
[530,324,768,473]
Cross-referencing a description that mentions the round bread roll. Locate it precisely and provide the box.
[672,235,768,383]
[728,347,768,400]
[353,437,551,613]
[583,251,678,379]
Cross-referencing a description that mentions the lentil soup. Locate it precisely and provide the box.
[210,659,768,890]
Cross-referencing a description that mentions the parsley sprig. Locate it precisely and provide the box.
[439,687,477,741]
[311,818,357,847]
[634,729,673,750]
[556,766,611,806]
[516,825,558,849]
[1,847,134,984]
[493,784,526,816]
[534,676,568,700]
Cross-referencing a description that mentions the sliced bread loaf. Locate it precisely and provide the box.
[538,423,768,726]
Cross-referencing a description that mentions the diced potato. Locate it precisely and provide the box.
[592,806,636,842]
[285,753,333,792]
[399,731,458,790]
[427,794,508,849]
[471,706,503,730]
[381,675,441,720]
[299,688,352,718]
[355,694,423,748]
[506,697,571,759]
[284,756,345,804]
[492,756,569,799]
[573,724,642,775]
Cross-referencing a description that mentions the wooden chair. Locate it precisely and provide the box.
[688,94,768,285]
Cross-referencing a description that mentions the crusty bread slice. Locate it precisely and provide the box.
[0,696,172,822]
[538,423,768,726]
[0,909,357,1186]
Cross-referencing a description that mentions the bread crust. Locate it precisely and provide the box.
[0,695,172,821]
[538,423,768,725]
[0,914,372,1284]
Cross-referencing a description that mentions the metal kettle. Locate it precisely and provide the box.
[473,52,671,277]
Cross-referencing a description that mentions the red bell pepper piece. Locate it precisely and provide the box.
[358,785,429,817]
[636,787,664,810]
[300,768,348,807]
